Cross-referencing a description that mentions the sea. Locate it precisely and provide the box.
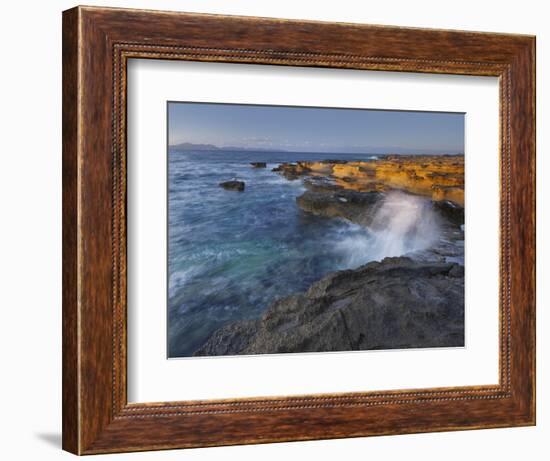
[167,149,441,357]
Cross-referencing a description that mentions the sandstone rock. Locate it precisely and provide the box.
[219,180,245,191]
[273,155,464,206]
[194,257,464,356]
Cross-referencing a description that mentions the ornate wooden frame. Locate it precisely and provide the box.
[62,5,536,455]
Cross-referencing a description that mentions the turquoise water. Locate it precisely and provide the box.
[167,150,380,357]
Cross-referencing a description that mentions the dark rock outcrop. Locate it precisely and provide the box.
[250,162,267,168]
[219,180,245,191]
[194,257,464,356]
[299,187,464,232]
[432,200,465,227]
[271,162,311,180]
[296,190,382,225]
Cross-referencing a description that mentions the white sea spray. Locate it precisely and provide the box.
[335,191,442,267]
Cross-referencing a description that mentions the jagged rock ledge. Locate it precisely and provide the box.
[194,257,464,356]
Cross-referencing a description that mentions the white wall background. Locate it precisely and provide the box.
[0,1,546,459]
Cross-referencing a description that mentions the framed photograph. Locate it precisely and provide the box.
[62,6,535,455]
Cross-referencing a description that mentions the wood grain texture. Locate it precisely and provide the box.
[62,5,536,455]
[61,7,79,454]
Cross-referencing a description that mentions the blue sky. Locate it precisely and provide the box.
[168,102,464,154]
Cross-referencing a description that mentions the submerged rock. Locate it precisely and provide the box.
[194,257,464,356]
[250,162,267,168]
[219,180,245,191]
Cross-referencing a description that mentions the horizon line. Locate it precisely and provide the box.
[168,142,465,156]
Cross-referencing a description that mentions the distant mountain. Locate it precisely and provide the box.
[169,142,286,153]
[170,142,220,151]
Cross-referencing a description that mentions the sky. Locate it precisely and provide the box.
[168,102,464,154]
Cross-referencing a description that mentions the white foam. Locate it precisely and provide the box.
[335,192,442,267]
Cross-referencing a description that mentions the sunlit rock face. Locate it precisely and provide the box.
[273,155,464,207]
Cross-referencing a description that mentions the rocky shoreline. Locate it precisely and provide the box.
[195,257,464,356]
[197,155,465,356]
